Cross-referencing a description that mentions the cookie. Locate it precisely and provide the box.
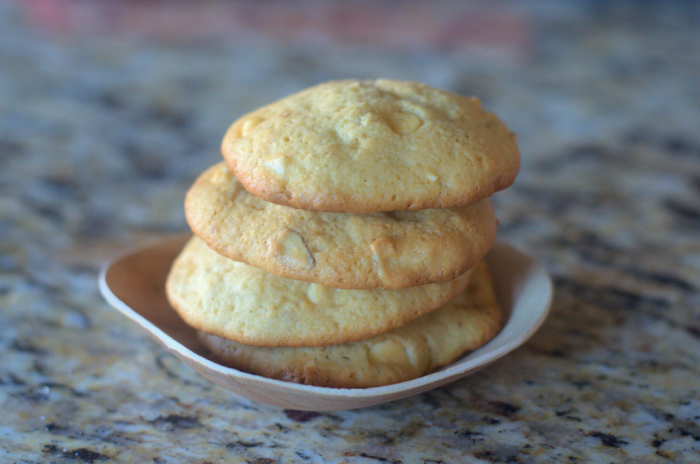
[198,261,501,388]
[186,163,497,289]
[221,79,519,213]
[165,236,473,347]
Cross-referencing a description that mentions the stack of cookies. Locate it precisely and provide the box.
[166,79,520,388]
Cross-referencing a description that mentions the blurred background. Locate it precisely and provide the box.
[3,0,698,254]
[2,1,700,461]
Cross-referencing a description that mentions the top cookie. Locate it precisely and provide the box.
[222,79,519,213]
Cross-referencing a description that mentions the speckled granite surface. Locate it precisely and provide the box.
[2,1,699,462]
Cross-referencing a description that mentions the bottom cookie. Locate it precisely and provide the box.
[198,261,501,388]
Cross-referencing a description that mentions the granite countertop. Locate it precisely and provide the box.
[2,0,699,462]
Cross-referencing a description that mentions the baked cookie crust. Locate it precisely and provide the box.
[186,163,497,289]
[198,261,501,388]
[222,79,519,213]
[165,236,473,347]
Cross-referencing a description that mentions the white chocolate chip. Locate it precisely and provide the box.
[268,229,315,272]
[307,283,330,305]
[425,170,439,183]
[368,338,411,366]
[264,155,289,177]
[386,111,423,134]
[371,236,402,286]
[240,116,264,136]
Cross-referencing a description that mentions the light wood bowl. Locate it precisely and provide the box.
[99,235,552,411]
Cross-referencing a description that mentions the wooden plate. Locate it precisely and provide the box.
[99,235,552,411]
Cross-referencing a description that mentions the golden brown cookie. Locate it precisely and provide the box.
[198,261,501,388]
[221,79,519,213]
[165,236,473,347]
[186,163,497,289]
